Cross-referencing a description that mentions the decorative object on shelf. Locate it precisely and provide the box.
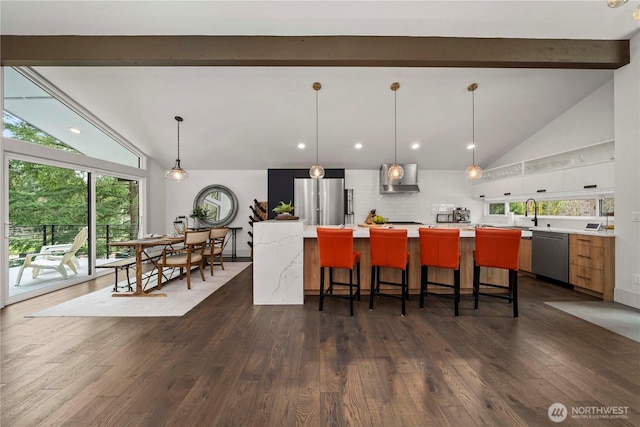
[165,116,189,182]
[309,82,325,179]
[388,82,404,180]
[465,83,483,180]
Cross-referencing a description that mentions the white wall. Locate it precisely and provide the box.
[490,80,614,168]
[345,169,483,224]
[165,170,267,258]
[613,33,640,309]
[146,159,167,235]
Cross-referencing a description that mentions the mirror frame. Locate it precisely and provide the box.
[193,184,239,227]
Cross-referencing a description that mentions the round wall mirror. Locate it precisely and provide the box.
[193,184,239,227]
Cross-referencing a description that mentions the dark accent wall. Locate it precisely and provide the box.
[267,169,345,220]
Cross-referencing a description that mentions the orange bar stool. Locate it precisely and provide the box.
[317,227,361,316]
[369,228,410,316]
[418,228,461,316]
[473,228,521,318]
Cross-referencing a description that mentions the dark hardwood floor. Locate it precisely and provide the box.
[1,267,638,426]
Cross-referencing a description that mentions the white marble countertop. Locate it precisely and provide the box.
[302,224,531,238]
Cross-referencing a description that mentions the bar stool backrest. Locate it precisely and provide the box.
[317,228,355,269]
[419,228,460,269]
[369,228,408,269]
[475,228,521,270]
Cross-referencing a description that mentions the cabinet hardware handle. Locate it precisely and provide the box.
[577,254,591,258]
[577,275,591,280]
[577,238,591,242]
[479,195,485,198]
[583,184,597,189]
[537,189,546,193]
[503,192,511,196]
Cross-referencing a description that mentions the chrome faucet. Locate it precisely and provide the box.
[525,198,538,227]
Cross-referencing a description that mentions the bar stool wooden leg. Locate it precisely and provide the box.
[473,263,480,310]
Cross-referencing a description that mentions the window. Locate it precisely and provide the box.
[3,67,140,168]
[489,202,506,215]
[508,198,612,217]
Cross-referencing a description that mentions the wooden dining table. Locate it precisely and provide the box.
[109,235,183,297]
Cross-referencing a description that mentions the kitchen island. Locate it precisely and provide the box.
[253,222,614,304]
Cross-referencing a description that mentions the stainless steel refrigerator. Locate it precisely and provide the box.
[294,178,345,225]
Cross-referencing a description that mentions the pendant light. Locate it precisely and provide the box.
[465,83,483,180]
[607,0,628,7]
[309,82,325,179]
[606,0,639,20]
[388,82,404,180]
[165,116,189,182]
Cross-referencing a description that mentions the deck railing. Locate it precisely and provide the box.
[9,224,139,267]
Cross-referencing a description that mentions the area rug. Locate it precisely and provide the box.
[545,301,640,343]
[28,262,252,317]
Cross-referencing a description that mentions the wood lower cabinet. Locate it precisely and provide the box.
[519,238,532,273]
[569,234,615,301]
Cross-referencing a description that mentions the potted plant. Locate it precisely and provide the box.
[190,205,210,228]
[272,200,295,217]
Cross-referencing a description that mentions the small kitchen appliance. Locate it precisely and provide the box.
[453,208,471,223]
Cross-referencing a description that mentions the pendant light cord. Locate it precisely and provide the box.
[177,119,181,162]
[394,88,398,164]
[471,88,475,166]
[316,88,319,165]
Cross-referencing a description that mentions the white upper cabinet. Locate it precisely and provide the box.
[472,141,614,199]
[563,161,615,192]
[522,170,564,195]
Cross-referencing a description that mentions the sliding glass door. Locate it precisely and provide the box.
[8,159,89,298]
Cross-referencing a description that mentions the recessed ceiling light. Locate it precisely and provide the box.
[69,127,82,134]
[298,143,306,149]
[411,143,420,150]
[467,144,475,150]
[354,143,363,149]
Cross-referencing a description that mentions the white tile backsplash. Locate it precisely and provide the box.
[345,169,483,224]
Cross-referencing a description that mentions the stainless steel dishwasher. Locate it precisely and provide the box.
[531,230,569,282]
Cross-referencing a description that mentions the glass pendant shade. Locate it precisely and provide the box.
[165,159,189,182]
[388,163,404,180]
[465,164,483,180]
[165,116,188,182]
[634,5,640,20]
[607,0,628,7]
[309,164,325,179]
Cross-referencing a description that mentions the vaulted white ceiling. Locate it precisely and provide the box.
[2,1,639,171]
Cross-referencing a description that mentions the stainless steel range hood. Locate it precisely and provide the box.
[380,164,420,193]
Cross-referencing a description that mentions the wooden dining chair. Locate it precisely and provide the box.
[157,229,209,289]
[203,227,228,276]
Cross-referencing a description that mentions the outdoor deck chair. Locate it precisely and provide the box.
[15,226,89,285]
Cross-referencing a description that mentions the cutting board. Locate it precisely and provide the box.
[358,223,385,228]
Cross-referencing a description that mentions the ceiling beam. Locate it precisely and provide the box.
[1,35,630,69]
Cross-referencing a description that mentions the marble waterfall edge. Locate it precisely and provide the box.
[253,220,304,304]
